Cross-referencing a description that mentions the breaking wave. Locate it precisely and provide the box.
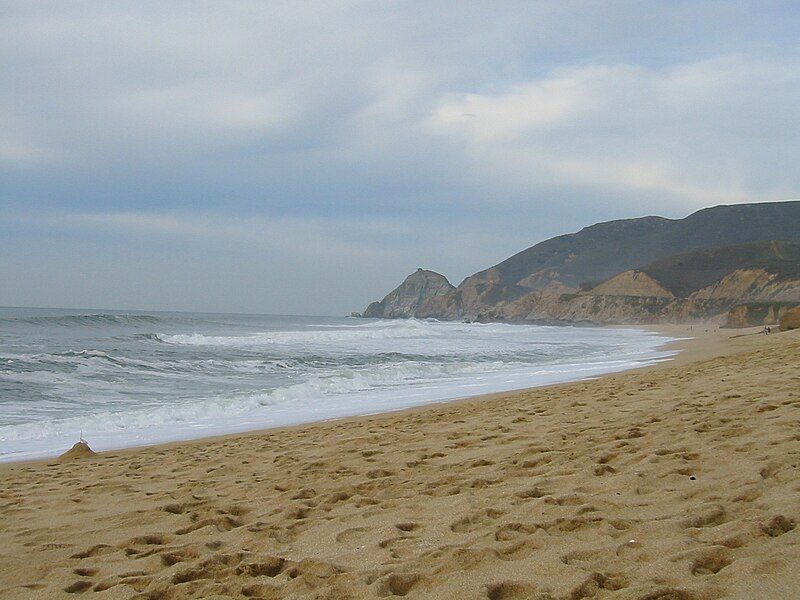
[154,319,441,347]
[0,311,677,461]
[0,313,162,327]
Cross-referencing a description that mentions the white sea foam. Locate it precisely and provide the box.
[155,319,442,347]
[0,312,677,461]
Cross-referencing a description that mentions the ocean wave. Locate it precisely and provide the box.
[0,357,518,443]
[154,329,433,347]
[0,313,162,327]
[0,350,675,455]
[135,332,166,342]
[0,348,312,379]
[151,319,522,348]
[1,349,176,372]
[0,312,677,461]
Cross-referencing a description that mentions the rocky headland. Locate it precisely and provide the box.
[362,201,800,326]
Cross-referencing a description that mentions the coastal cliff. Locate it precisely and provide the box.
[361,202,800,326]
[726,302,798,328]
[477,243,800,325]
[780,305,800,331]
[362,269,455,319]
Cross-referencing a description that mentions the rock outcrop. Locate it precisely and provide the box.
[363,269,455,319]
[485,292,731,325]
[486,265,800,326]
[588,270,673,298]
[726,303,798,328]
[691,269,800,303]
[780,305,800,331]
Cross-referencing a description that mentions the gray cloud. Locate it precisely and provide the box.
[428,56,800,208]
[1,2,799,313]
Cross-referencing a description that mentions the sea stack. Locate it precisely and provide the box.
[363,269,455,318]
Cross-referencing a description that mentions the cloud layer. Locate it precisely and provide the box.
[429,56,800,205]
[2,3,799,313]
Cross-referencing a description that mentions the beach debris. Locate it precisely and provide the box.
[616,538,640,556]
[59,440,97,461]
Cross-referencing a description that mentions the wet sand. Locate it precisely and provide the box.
[1,326,798,599]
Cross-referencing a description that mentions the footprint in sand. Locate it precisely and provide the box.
[377,572,420,597]
[485,581,539,599]
[63,580,93,593]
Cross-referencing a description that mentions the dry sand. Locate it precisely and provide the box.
[1,326,799,599]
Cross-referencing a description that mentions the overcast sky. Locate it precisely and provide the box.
[2,2,799,314]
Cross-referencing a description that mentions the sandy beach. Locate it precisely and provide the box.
[1,325,798,599]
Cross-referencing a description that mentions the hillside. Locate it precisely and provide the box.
[362,201,800,324]
[481,200,800,292]
[488,241,800,325]
[641,240,800,298]
[438,200,800,319]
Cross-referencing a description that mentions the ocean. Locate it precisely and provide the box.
[0,307,676,461]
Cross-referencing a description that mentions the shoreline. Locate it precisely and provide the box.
[0,324,763,469]
[1,325,798,598]
[2,324,685,467]
[0,326,671,465]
